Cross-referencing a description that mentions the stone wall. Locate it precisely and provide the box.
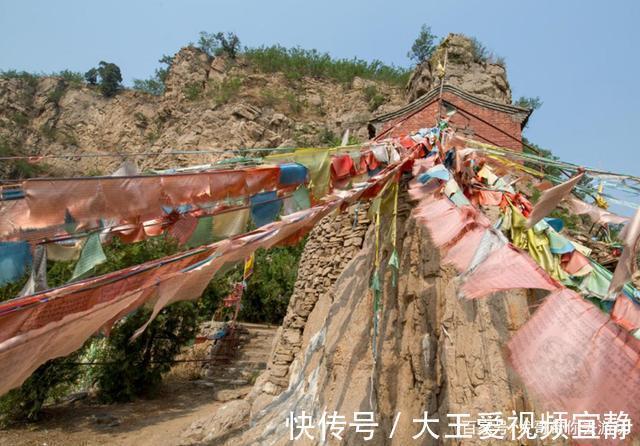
[258,201,372,395]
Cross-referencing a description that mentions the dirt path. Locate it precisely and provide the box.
[0,323,277,446]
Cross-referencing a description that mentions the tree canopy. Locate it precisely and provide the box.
[408,25,438,64]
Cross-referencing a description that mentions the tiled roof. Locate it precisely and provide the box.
[370,84,533,127]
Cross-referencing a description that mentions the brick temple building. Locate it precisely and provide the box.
[368,84,532,151]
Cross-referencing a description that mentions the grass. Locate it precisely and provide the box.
[363,85,386,112]
[244,45,411,86]
[284,91,305,115]
[0,139,49,179]
[10,112,29,127]
[208,76,242,105]
[183,82,203,101]
[1,69,84,87]
[47,84,67,104]
[260,88,280,108]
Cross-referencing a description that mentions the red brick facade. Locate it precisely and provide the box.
[374,87,529,152]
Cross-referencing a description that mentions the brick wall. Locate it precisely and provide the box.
[379,91,523,151]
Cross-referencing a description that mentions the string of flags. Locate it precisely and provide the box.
[0,136,415,395]
[404,120,640,435]
[2,107,640,438]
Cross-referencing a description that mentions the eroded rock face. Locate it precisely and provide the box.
[185,186,538,445]
[407,33,512,104]
[0,46,405,177]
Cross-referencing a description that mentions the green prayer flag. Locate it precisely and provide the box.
[186,216,214,248]
[71,233,106,280]
[293,186,311,211]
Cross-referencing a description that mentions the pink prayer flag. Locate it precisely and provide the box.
[507,288,640,440]
[526,172,584,228]
[608,208,640,298]
[612,295,640,332]
[562,196,629,226]
[442,225,486,272]
[459,244,559,299]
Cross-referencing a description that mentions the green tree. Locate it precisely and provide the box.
[408,25,438,64]
[239,244,304,324]
[197,31,241,59]
[514,96,543,111]
[84,67,98,85]
[96,61,122,97]
[86,61,123,97]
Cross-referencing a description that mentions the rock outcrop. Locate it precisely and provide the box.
[183,185,538,445]
[407,33,512,104]
[0,47,405,177]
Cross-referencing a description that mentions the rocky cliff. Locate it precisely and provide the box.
[0,46,405,176]
[407,33,512,104]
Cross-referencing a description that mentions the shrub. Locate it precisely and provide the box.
[93,302,198,402]
[0,353,85,425]
[47,84,66,104]
[183,82,203,101]
[132,55,173,96]
[56,70,84,87]
[284,91,305,115]
[363,85,386,112]
[260,88,281,108]
[239,243,305,324]
[470,37,489,63]
[514,96,543,111]
[408,24,438,63]
[132,78,164,96]
[244,45,410,86]
[208,76,242,105]
[10,111,29,127]
[0,70,39,89]
[0,140,47,179]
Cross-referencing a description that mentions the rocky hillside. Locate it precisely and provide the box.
[0,47,406,176]
[0,35,518,178]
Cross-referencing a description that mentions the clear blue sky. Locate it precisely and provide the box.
[1,0,639,179]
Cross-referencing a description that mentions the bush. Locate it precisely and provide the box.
[56,70,84,87]
[260,88,281,108]
[0,70,39,89]
[363,85,386,112]
[467,36,505,66]
[93,302,198,402]
[183,82,203,101]
[239,243,305,324]
[408,24,438,64]
[244,45,410,86]
[47,83,66,104]
[208,76,242,105]
[284,91,305,115]
[514,96,543,111]
[0,139,48,179]
[0,353,85,425]
[470,37,489,63]
[132,55,173,96]
[132,78,164,96]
